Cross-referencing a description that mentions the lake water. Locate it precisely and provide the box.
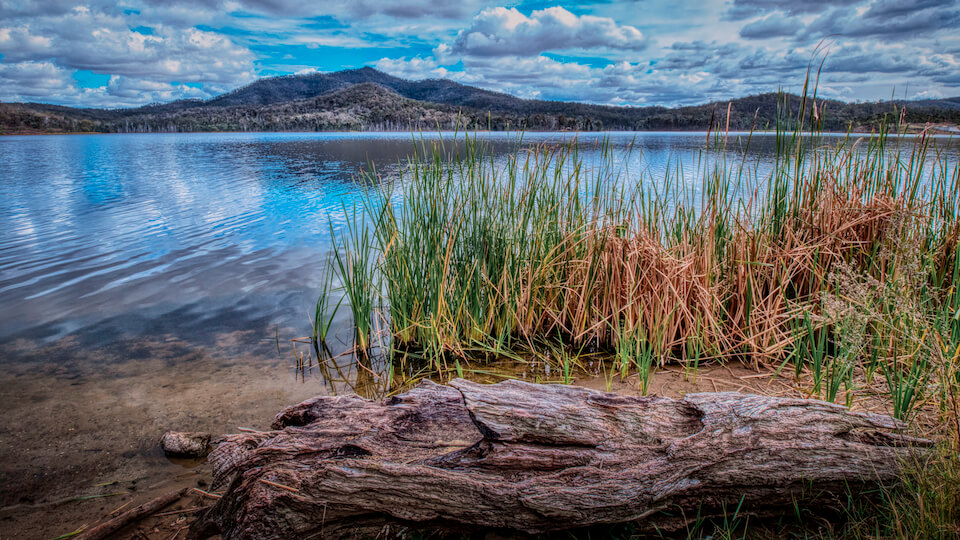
[0,131,771,349]
[0,131,956,537]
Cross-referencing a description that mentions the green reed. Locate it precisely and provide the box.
[311,260,342,348]
[331,204,377,351]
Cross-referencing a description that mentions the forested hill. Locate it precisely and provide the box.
[2,67,959,134]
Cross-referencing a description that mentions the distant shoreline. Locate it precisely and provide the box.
[3,126,958,137]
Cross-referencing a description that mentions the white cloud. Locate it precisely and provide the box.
[0,61,75,98]
[0,61,218,107]
[0,11,256,84]
[374,56,450,80]
[105,76,215,103]
[0,2,252,106]
[448,7,647,58]
[0,27,55,61]
[914,88,945,99]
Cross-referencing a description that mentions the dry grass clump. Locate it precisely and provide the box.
[314,92,958,424]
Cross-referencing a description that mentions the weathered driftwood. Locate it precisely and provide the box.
[192,379,930,539]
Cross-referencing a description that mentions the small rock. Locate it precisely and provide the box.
[160,431,211,458]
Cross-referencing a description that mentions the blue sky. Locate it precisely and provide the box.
[0,0,957,108]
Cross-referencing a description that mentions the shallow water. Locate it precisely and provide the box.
[0,131,956,538]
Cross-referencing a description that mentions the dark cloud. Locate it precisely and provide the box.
[863,0,959,19]
[141,0,222,8]
[823,46,918,74]
[735,49,808,75]
[931,72,960,84]
[348,0,483,19]
[0,0,83,18]
[659,41,743,71]
[804,4,960,41]
[726,0,859,20]
[739,14,799,39]
[196,0,487,19]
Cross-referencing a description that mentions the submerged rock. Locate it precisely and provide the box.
[160,431,211,458]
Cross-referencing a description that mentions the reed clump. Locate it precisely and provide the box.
[322,91,957,418]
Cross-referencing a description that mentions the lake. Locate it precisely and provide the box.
[0,131,956,537]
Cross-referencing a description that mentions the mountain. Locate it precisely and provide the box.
[2,67,959,134]
[118,82,472,132]
[198,67,535,111]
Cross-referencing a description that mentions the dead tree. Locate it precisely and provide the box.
[192,379,930,538]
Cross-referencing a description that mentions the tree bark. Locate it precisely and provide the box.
[192,379,930,539]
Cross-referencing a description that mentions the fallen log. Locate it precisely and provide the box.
[192,379,931,539]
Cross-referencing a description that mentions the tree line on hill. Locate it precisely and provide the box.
[2,67,958,135]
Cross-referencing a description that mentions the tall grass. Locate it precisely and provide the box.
[330,204,377,351]
[319,76,958,421]
[310,260,342,349]
[340,121,953,397]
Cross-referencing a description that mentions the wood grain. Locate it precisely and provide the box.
[192,379,930,539]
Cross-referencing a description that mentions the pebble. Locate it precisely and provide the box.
[160,431,211,458]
